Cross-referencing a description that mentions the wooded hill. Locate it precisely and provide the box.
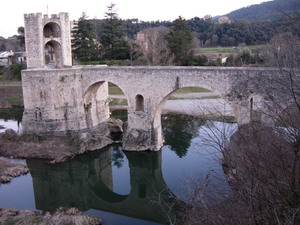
[224,0,300,22]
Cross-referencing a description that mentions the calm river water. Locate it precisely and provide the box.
[0,109,237,225]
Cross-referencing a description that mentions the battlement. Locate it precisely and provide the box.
[43,14,62,19]
[25,12,69,20]
[24,13,42,19]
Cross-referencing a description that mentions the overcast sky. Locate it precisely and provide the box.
[1,0,268,38]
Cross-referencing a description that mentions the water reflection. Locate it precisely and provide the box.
[0,108,23,133]
[26,146,173,224]
[0,108,23,122]
[0,110,236,224]
[162,114,205,158]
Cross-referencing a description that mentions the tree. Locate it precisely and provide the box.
[100,3,130,60]
[165,16,193,66]
[134,26,174,65]
[17,27,25,50]
[72,12,99,62]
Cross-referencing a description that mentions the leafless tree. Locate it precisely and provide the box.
[157,32,300,225]
[133,26,174,66]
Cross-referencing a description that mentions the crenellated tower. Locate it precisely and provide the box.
[24,12,72,69]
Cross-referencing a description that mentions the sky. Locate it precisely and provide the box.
[1,0,268,38]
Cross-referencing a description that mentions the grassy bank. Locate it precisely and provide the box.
[0,84,23,108]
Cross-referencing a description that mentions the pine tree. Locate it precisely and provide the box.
[165,16,193,66]
[72,12,99,62]
[100,3,130,60]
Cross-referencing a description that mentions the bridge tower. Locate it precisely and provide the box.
[24,12,72,69]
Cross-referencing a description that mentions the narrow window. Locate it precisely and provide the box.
[250,97,253,122]
[135,94,144,111]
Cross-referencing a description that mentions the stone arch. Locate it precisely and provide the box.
[135,94,144,111]
[44,40,62,68]
[152,85,232,148]
[43,22,61,38]
[83,81,128,129]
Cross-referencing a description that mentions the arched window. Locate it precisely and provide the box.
[43,22,61,38]
[135,94,144,111]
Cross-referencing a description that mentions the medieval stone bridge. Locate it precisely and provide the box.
[22,12,297,151]
[22,66,287,150]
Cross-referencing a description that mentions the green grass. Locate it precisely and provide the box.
[196,45,263,51]
[7,97,23,105]
[0,76,7,82]
[169,95,220,100]
[173,86,212,94]
[197,47,236,51]
[109,98,128,106]
[77,61,106,65]
[108,83,125,95]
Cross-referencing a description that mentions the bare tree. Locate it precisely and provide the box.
[157,32,300,224]
[133,26,174,66]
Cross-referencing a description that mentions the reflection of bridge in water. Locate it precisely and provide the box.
[27,146,182,224]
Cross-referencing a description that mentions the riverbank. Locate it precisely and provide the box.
[0,207,102,225]
[0,118,123,165]
[0,159,29,183]
[0,81,23,108]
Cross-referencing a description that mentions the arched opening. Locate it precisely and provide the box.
[153,85,236,199]
[135,94,144,111]
[83,81,128,130]
[43,22,61,38]
[153,85,236,157]
[108,82,128,121]
[89,145,131,202]
[44,40,62,68]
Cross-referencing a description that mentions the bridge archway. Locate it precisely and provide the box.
[152,85,234,149]
[83,81,128,129]
[44,40,62,68]
[43,22,61,38]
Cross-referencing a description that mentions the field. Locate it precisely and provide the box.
[193,45,263,59]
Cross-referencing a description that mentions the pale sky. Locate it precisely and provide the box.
[1,0,268,38]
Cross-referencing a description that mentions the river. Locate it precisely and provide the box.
[0,109,237,225]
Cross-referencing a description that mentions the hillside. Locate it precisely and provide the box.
[225,0,300,22]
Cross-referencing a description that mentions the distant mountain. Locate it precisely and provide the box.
[225,0,300,22]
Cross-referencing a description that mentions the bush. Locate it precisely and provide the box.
[188,55,208,66]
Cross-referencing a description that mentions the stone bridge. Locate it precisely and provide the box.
[21,66,288,150]
[22,12,298,151]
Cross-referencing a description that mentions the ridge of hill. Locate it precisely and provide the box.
[224,0,300,22]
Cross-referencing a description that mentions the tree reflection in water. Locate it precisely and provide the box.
[162,114,206,158]
[111,145,125,168]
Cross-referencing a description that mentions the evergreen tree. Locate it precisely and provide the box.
[72,12,99,62]
[100,3,130,60]
[165,16,193,66]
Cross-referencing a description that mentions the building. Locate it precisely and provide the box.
[0,51,14,67]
